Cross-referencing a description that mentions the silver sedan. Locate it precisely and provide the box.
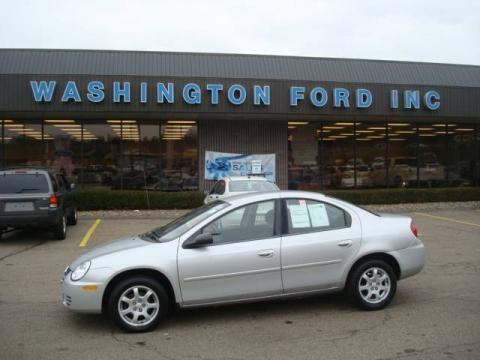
[61,191,425,332]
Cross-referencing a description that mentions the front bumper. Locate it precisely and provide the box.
[61,267,115,313]
[388,241,425,280]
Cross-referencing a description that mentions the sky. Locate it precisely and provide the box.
[1,0,479,65]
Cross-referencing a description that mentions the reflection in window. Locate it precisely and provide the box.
[43,119,83,184]
[447,124,477,186]
[417,123,447,187]
[355,122,386,188]
[387,122,418,187]
[3,120,44,167]
[319,122,355,189]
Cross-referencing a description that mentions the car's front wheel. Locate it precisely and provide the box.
[347,259,397,310]
[108,276,169,333]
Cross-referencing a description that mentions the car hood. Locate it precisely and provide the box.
[70,236,151,269]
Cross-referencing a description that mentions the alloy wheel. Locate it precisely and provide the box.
[358,267,391,304]
[117,285,160,327]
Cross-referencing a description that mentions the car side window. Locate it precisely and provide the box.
[285,199,351,235]
[202,200,276,245]
[49,174,58,192]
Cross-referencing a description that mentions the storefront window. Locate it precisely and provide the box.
[447,123,477,186]
[416,123,447,187]
[319,121,355,189]
[386,122,418,187]
[355,121,387,188]
[3,120,44,167]
[43,120,82,184]
[160,121,198,191]
[288,121,322,190]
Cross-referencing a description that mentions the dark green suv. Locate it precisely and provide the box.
[0,169,77,240]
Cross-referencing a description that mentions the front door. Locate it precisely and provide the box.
[281,198,361,292]
[178,199,283,305]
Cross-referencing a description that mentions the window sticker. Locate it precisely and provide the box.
[288,205,311,228]
[308,203,330,227]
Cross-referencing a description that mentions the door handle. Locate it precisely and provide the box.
[338,240,353,247]
[257,250,275,258]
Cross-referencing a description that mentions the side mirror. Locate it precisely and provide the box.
[183,232,214,249]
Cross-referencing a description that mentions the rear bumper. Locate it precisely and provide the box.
[388,241,426,280]
[0,210,60,228]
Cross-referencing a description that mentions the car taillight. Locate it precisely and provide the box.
[410,220,418,237]
[49,194,58,208]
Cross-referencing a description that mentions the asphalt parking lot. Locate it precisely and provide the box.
[0,208,479,360]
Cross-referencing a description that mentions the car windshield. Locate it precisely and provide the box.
[229,180,279,192]
[0,173,49,194]
[141,201,230,242]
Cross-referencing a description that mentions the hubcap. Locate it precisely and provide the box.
[117,285,160,327]
[358,267,391,304]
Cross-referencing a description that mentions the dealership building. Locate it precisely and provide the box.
[0,49,479,192]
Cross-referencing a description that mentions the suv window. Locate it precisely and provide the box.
[0,173,50,194]
[284,199,351,235]
[229,180,278,192]
[202,200,276,245]
[49,174,58,192]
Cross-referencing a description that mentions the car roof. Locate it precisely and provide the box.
[223,190,328,206]
[0,168,51,175]
[223,176,270,182]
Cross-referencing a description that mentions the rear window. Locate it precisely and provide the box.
[229,180,279,192]
[0,174,50,194]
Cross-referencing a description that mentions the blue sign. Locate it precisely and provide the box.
[29,80,441,110]
[205,151,276,182]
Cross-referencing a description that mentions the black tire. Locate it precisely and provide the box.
[108,276,169,333]
[67,207,78,226]
[53,214,67,240]
[347,259,397,311]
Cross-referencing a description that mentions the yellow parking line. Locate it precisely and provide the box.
[414,212,480,228]
[79,219,101,247]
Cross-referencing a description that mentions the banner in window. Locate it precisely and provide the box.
[205,151,276,182]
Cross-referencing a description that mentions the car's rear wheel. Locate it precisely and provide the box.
[53,214,67,240]
[347,259,397,310]
[108,276,169,333]
[67,207,78,226]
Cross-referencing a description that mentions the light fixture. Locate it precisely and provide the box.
[389,138,406,141]
[419,134,436,137]
[167,120,196,124]
[455,128,474,131]
[368,127,386,130]
[335,122,355,126]
[356,130,375,133]
[323,126,345,130]
[356,138,372,141]
[288,121,309,125]
[395,131,415,134]
[418,127,434,131]
[389,123,411,126]
[340,133,354,136]
[45,120,76,124]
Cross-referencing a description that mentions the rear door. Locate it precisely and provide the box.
[280,198,361,292]
[0,172,52,216]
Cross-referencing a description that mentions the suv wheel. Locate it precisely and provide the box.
[108,276,169,333]
[53,214,67,240]
[67,207,78,226]
[347,259,397,310]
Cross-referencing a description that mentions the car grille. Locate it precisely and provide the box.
[63,294,72,306]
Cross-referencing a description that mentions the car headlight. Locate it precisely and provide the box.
[70,261,91,281]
